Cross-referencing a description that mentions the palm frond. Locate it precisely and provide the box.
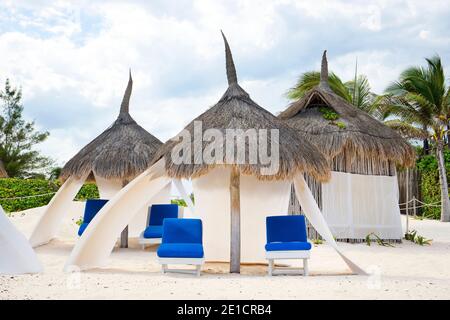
[383,119,429,140]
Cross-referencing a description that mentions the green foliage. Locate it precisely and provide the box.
[312,238,323,245]
[171,193,195,208]
[286,70,378,118]
[318,106,340,121]
[0,79,52,178]
[416,150,450,219]
[75,217,83,226]
[75,183,99,201]
[49,167,62,180]
[404,229,432,245]
[414,235,432,245]
[286,71,353,103]
[365,232,395,247]
[171,198,187,207]
[0,178,58,212]
[335,121,347,129]
[0,178,99,213]
[404,229,417,241]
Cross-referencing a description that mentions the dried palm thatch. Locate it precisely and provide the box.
[0,160,8,178]
[279,51,415,175]
[60,72,163,182]
[153,32,330,182]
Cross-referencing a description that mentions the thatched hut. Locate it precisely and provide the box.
[279,51,415,242]
[152,32,330,272]
[0,160,8,178]
[64,34,365,275]
[30,73,171,248]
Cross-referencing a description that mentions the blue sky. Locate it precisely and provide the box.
[0,0,449,166]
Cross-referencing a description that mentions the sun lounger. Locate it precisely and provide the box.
[77,199,108,236]
[138,204,178,248]
[265,215,311,276]
[157,218,204,276]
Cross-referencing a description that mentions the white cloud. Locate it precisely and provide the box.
[0,0,449,165]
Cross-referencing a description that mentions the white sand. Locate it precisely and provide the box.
[1,206,450,299]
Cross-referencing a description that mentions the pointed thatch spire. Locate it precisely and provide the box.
[319,50,330,90]
[120,70,132,114]
[60,70,163,182]
[153,33,330,183]
[278,50,415,170]
[221,31,238,85]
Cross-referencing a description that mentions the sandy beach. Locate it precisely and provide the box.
[1,206,450,300]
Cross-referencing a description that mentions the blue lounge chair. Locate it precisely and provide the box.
[138,204,179,248]
[265,215,312,276]
[77,199,109,236]
[157,218,204,276]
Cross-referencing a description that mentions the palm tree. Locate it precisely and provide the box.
[287,71,378,116]
[384,55,450,222]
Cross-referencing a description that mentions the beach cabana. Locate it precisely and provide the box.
[64,33,365,275]
[279,51,415,241]
[0,205,42,274]
[30,73,172,247]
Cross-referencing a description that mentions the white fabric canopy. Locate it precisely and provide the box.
[94,174,122,199]
[30,175,87,247]
[64,159,192,270]
[293,174,366,275]
[64,159,364,274]
[0,206,43,274]
[321,171,402,240]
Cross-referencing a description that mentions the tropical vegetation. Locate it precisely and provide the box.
[287,55,450,222]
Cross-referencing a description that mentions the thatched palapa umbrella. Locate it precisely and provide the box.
[279,51,415,241]
[279,51,414,172]
[154,32,330,273]
[60,72,163,247]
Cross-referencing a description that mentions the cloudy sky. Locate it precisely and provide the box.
[0,0,449,166]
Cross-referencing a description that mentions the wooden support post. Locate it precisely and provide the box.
[120,180,129,248]
[413,196,417,218]
[230,166,241,274]
[405,168,409,234]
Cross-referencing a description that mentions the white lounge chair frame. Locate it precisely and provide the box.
[265,250,310,276]
[158,257,204,276]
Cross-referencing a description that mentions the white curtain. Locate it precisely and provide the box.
[293,174,366,275]
[0,206,43,274]
[322,171,402,240]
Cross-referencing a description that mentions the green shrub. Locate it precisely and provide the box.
[318,106,340,121]
[416,150,450,219]
[75,183,99,201]
[0,178,99,213]
[171,198,187,207]
[334,121,346,129]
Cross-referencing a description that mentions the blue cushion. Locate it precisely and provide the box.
[78,223,89,236]
[162,218,202,244]
[265,241,312,251]
[266,215,308,243]
[143,226,163,239]
[83,199,108,224]
[157,243,204,258]
[148,204,178,226]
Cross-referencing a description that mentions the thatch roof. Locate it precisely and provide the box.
[0,160,8,178]
[153,32,330,182]
[279,51,415,168]
[60,72,163,182]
